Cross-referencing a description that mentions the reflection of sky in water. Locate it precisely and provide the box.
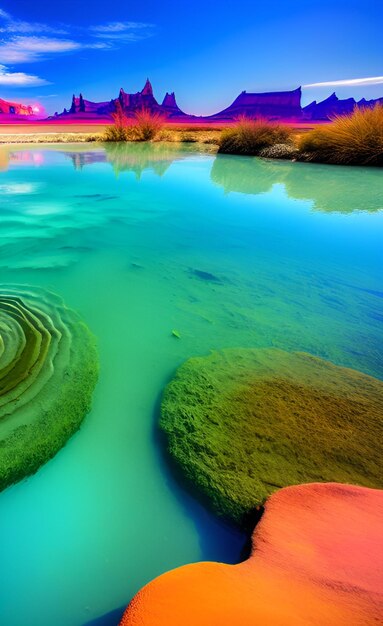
[0,144,381,271]
[0,145,202,269]
[0,182,44,194]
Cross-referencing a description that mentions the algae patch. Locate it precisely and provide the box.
[160,347,383,525]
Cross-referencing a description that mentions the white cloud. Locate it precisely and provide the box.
[0,8,156,89]
[0,64,49,86]
[89,21,155,40]
[91,21,153,32]
[0,10,155,56]
[91,32,149,41]
[0,36,82,63]
[86,42,110,49]
[0,21,68,34]
[0,8,68,35]
[304,76,383,88]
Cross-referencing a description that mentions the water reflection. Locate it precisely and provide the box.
[96,142,210,178]
[0,146,45,170]
[104,142,190,179]
[65,150,106,170]
[0,144,213,270]
[63,142,201,178]
[0,143,202,177]
[211,154,383,213]
[1,144,382,216]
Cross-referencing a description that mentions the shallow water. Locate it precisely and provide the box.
[0,143,382,626]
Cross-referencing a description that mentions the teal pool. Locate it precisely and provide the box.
[0,143,382,626]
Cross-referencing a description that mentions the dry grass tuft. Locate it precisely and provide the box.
[103,102,130,141]
[218,116,293,155]
[299,105,383,166]
[180,132,198,143]
[131,108,164,141]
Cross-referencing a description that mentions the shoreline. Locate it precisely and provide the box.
[1,132,380,168]
[0,121,318,144]
[0,133,102,143]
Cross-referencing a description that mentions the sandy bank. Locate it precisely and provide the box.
[121,483,383,625]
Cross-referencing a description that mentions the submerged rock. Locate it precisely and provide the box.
[120,483,383,625]
[0,285,98,490]
[189,269,222,283]
[258,143,299,159]
[160,348,383,524]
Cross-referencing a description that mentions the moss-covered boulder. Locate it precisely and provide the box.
[0,285,98,491]
[160,348,383,525]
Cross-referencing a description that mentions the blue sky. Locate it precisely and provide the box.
[0,0,381,115]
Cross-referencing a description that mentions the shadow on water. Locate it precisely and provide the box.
[82,606,125,626]
[82,376,250,626]
[150,383,249,563]
[210,153,383,213]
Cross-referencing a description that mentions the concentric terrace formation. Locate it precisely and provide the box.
[0,286,98,491]
[160,348,383,525]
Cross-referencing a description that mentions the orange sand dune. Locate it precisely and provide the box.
[121,483,383,625]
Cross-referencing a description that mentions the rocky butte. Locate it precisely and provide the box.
[1,80,383,123]
[55,79,383,122]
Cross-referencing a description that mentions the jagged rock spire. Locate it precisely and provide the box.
[162,92,176,107]
[69,94,76,114]
[79,93,85,112]
[141,78,153,96]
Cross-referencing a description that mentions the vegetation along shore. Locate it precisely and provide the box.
[1,104,381,166]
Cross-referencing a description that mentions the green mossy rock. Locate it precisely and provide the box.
[160,348,383,525]
[0,286,98,491]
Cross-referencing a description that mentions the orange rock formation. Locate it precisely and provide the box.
[121,483,383,625]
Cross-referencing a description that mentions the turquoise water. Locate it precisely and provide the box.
[0,143,382,626]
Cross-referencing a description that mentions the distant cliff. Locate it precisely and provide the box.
[0,98,34,117]
[56,80,383,122]
[303,92,383,120]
